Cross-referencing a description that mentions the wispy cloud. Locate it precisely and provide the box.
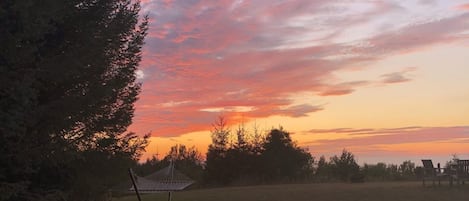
[130,0,469,137]
[381,67,416,84]
[294,126,469,163]
[304,126,469,151]
[456,3,469,10]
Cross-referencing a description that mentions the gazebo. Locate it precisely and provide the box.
[128,162,194,201]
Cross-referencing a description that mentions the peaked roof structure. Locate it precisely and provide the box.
[145,165,193,182]
[129,164,194,193]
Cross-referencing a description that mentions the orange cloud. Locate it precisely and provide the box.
[130,1,469,138]
[304,126,469,153]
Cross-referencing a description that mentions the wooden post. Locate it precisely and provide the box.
[128,168,142,201]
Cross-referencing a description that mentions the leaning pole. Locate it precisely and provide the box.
[128,168,142,201]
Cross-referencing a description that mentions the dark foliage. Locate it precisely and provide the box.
[165,145,205,184]
[0,0,149,200]
[204,118,314,185]
[362,163,388,181]
[134,144,204,187]
[315,155,332,181]
[362,161,419,181]
[134,156,165,177]
[329,149,360,182]
[204,116,232,184]
[261,128,313,182]
[203,118,423,185]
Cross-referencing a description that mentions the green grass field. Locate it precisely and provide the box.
[114,182,469,201]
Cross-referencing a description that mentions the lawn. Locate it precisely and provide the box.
[114,181,469,201]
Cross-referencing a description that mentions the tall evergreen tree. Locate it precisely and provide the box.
[0,1,149,200]
[261,128,313,182]
[205,116,232,184]
[330,149,360,182]
[315,155,331,181]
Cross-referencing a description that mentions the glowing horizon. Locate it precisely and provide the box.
[130,0,469,165]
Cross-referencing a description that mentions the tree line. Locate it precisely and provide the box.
[204,117,313,185]
[136,117,423,187]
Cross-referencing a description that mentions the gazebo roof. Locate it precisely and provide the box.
[145,165,193,182]
[129,164,194,192]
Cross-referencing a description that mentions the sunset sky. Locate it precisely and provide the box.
[129,0,469,165]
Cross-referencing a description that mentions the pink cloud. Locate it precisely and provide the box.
[305,126,469,149]
[309,128,376,134]
[130,1,469,137]
[359,13,469,57]
[456,3,469,10]
[301,126,469,162]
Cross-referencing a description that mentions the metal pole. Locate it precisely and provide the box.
[128,168,142,201]
[168,157,174,201]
